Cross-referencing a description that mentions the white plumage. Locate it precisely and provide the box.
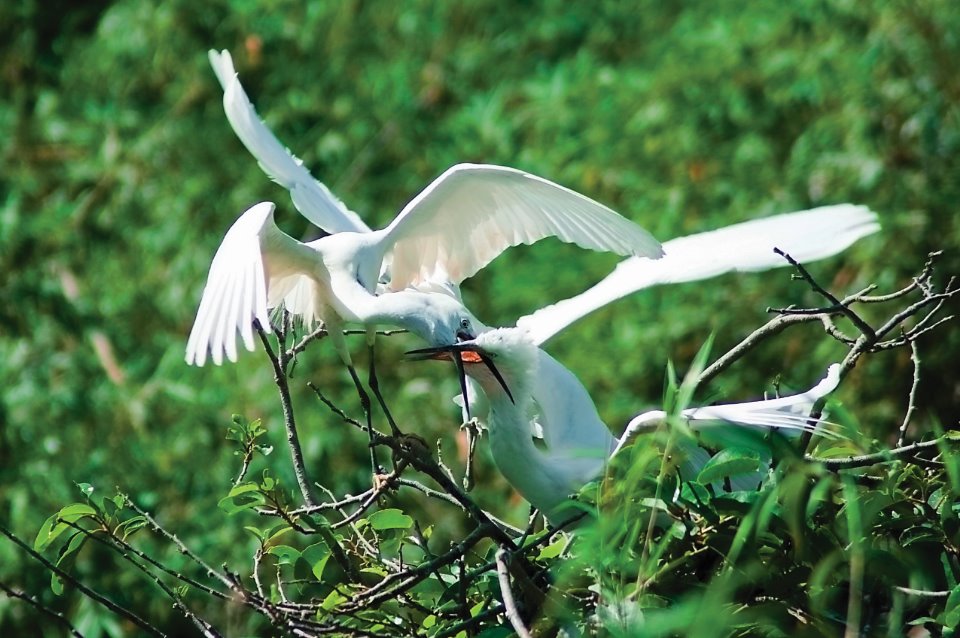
[435,328,841,525]
[185,202,330,365]
[208,51,370,235]
[187,52,663,367]
[518,204,880,345]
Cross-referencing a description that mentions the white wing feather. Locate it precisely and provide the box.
[614,364,842,457]
[185,202,329,366]
[382,164,664,290]
[208,50,370,235]
[520,204,880,345]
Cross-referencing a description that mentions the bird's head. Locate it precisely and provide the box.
[403,292,482,347]
[406,327,537,418]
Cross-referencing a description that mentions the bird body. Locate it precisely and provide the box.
[461,332,610,521]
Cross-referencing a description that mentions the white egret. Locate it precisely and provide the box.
[198,48,874,488]
[188,53,663,466]
[191,53,662,366]
[410,328,841,525]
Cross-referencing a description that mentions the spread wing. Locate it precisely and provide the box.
[519,204,879,345]
[208,50,370,235]
[185,202,329,366]
[382,164,664,290]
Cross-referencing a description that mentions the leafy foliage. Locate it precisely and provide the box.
[2,0,959,636]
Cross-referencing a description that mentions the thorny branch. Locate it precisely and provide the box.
[696,249,956,461]
[0,580,86,638]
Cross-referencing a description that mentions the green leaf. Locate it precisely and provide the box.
[536,537,566,560]
[321,588,348,612]
[76,483,103,511]
[697,448,761,485]
[118,516,147,540]
[51,531,87,595]
[265,525,293,546]
[35,504,97,552]
[244,526,266,542]
[368,508,413,531]
[944,585,960,628]
[217,483,264,515]
[302,542,331,581]
[267,545,301,566]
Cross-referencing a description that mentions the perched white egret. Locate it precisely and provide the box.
[410,328,841,525]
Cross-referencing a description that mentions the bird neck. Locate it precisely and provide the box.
[328,286,452,343]
[532,349,617,455]
[485,391,606,525]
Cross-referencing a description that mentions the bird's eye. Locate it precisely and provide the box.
[456,318,474,342]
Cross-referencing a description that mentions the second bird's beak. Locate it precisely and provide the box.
[404,343,515,422]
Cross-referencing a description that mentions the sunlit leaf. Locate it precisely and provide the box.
[368,509,413,531]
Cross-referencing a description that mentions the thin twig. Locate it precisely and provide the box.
[774,248,876,340]
[696,313,818,389]
[123,497,235,592]
[256,323,317,507]
[308,382,363,430]
[394,478,524,537]
[897,340,921,448]
[63,520,228,601]
[806,435,951,469]
[342,523,494,613]
[0,579,86,638]
[495,548,533,638]
[0,524,166,638]
[434,603,507,638]
[331,463,407,531]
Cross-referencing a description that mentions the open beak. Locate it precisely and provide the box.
[405,343,515,420]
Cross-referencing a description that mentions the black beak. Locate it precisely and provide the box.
[404,343,515,416]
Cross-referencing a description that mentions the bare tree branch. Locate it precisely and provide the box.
[496,547,533,638]
[256,321,317,507]
[0,523,166,638]
[0,579,87,638]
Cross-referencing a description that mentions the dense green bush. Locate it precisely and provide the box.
[2,1,958,635]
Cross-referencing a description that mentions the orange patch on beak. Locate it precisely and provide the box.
[459,351,483,364]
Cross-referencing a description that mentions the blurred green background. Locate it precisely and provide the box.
[2,0,958,634]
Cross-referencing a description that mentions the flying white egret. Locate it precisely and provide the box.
[409,328,841,525]
[191,53,662,365]
[188,52,664,466]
